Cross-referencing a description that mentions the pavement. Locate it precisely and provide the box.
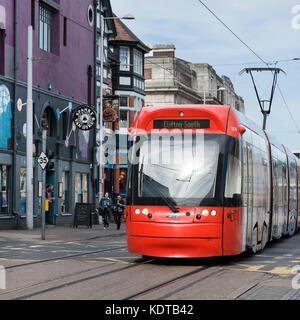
[0,221,127,243]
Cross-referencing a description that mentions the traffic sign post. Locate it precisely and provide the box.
[40,125,48,240]
[38,152,48,170]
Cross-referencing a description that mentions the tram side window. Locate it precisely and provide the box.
[224,138,242,206]
[282,163,288,206]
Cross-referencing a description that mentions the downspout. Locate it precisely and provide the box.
[93,0,99,201]
[12,0,18,216]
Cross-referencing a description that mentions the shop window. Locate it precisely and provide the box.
[61,171,69,213]
[20,168,26,214]
[119,169,127,192]
[75,173,88,204]
[0,165,9,214]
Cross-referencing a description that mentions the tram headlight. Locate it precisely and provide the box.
[142,208,148,215]
[210,210,217,217]
[201,209,209,217]
[135,209,141,215]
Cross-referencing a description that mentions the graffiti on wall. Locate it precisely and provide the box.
[0,85,12,149]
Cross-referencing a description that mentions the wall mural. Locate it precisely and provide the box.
[0,84,12,149]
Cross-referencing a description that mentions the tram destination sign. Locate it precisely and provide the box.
[153,119,210,129]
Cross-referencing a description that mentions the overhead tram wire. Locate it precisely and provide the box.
[196,0,268,65]
[196,0,300,134]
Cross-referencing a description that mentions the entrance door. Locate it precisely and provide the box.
[46,172,55,224]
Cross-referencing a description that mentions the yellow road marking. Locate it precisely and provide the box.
[267,266,292,276]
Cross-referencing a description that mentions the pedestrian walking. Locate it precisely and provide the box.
[45,184,54,225]
[113,195,126,230]
[99,192,113,229]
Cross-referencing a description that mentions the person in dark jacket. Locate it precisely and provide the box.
[113,195,126,230]
[99,192,113,229]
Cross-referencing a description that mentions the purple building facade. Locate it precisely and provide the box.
[0,0,103,228]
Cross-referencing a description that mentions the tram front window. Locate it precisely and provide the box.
[132,134,225,207]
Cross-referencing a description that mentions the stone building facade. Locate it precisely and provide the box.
[145,44,245,113]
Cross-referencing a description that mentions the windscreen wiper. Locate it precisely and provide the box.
[142,174,179,213]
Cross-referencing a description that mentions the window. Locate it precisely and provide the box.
[0,165,9,215]
[62,111,68,139]
[61,171,69,213]
[134,49,143,75]
[120,47,130,71]
[119,76,131,86]
[63,17,67,47]
[119,110,129,129]
[119,169,127,193]
[75,173,88,204]
[224,138,242,205]
[120,96,129,107]
[42,107,57,137]
[20,168,26,214]
[0,29,5,75]
[39,4,53,52]
[31,0,35,29]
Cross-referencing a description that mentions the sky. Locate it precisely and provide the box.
[111,0,300,151]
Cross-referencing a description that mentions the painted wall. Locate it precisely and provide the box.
[11,0,95,103]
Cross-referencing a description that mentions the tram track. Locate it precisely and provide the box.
[8,256,157,300]
[124,265,222,300]
[5,245,128,270]
[6,257,223,300]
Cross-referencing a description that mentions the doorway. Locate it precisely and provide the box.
[46,172,55,225]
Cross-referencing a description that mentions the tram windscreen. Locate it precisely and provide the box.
[129,134,226,207]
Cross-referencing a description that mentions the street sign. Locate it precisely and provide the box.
[103,97,120,122]
[37,152,48,170]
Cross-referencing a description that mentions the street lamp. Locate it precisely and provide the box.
[203,87,226,104]
[97,13,135,200]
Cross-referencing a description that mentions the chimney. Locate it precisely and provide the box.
[152,44,176,58]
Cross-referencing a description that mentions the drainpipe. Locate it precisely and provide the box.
[12,0,18,217]
[94,0,99,203]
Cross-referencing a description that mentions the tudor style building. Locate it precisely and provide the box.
[107,17,150,197]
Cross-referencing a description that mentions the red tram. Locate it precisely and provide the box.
[126,105,300,258]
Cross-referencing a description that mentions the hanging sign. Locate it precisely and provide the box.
[73,105,96,131]
[103,97,120,122]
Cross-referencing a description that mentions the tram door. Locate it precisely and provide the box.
[247,146,254,249]
[242,142,253,250]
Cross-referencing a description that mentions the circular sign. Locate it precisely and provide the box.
[17,98,23,112]
[103,108,117,122]
[73,105,96,131]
